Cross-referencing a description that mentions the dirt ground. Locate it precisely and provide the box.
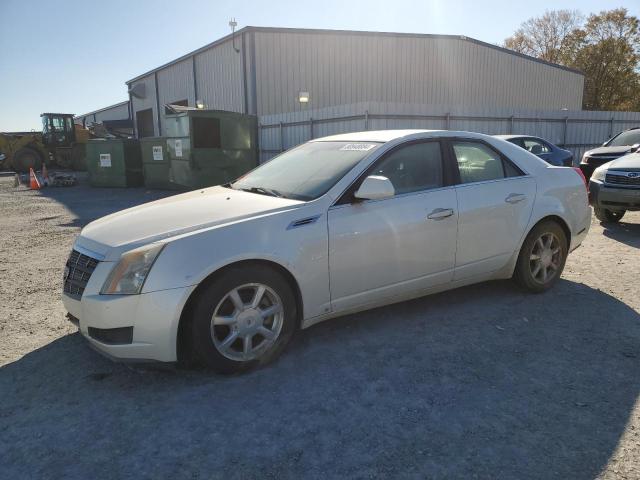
[1,174,639,479]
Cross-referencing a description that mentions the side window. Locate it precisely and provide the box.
[508,138,525,148]
[523,138,550,154]
[371,142,443,195]
[453,141,505,184]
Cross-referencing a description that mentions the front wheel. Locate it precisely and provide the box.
[190,265,297,374]
[594,206,625,224]
[513,221,568,293]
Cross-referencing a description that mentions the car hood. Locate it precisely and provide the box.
[585,145,635,157]
[604,152,640,170]
[76,186,303,259]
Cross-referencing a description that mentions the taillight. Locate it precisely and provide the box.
[573,167,587,188]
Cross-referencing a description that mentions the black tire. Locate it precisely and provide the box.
[12,147,43,173]
[190,265,297,374]
[513,220,568,293]
[594,206,625,224]
[55,148,73,169]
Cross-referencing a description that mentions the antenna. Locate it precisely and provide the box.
[229,18,240,53]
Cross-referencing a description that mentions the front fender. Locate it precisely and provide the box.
[142,210,331,320]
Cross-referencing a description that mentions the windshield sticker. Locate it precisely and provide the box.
[339,143,377,151]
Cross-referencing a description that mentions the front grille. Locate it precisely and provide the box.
[585,154,622,165]
[64,249,99,299]
[605,172,640,187]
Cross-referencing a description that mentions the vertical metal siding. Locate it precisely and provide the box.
[195,38,245,112]
[130,74,158,136]
[253,32,584,116]
[75,102,130,124]
[157,59,195,109]
[257,101,640,163]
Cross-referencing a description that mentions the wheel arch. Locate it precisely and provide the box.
[176,258,304,365]
[527,214,572,252]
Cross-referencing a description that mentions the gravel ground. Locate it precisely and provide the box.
[1,175,639,479]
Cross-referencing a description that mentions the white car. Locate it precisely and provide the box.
[63,130,591,373]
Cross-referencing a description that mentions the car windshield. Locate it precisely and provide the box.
[231,141,381,200]
[607,129,640,147]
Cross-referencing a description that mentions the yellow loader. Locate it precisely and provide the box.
[0,113,90,172]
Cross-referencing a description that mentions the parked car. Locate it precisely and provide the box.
[494,135,574,167]
[589,152,640,223]
[63,130,591,373]
[580,127,640,179]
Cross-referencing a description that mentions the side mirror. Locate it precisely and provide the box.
[354,175,395,201]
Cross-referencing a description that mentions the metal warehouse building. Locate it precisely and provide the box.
[74,100,131,126]
[125,26,584,139]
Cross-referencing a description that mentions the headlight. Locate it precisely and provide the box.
[591,165,607,182]
[101,243,164,295]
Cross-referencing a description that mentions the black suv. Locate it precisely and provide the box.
[580,127,640,179]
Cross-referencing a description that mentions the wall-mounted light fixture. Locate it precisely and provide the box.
[298,91,310,104]
[196,99,205,109]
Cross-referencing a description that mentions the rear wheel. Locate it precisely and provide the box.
[190,265,297,374]
[514,221,568,293]
[594,206,625,224]
[12,147,43,173]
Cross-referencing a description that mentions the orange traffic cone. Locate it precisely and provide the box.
[29,168,41,190]
[41,163,50,186]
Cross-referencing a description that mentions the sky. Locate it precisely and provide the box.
[1,0,638,131]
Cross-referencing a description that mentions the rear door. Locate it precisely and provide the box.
[450,139,536,280]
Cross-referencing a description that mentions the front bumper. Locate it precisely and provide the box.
[589,180,640,211]
[63,284,195,363]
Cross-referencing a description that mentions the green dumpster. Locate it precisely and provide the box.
[140,137,181,190]
[86,139,143,187]
[164,109,258,190]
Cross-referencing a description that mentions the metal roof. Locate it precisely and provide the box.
[74,100,130,118]
[125,26,583,85]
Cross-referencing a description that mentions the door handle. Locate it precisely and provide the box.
[427,208,454,220]
[505,193,526,204]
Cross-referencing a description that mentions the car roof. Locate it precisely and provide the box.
[493,134,540,140]
[312,129,495,143]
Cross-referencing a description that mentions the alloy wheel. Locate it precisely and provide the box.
[529,232,562,284]
[210,283,284,361]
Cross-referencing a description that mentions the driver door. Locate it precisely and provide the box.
[327,140,458,312]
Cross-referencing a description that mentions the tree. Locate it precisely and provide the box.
[504,10,583,64]
[572,9,640,110]
[504,8,640,111]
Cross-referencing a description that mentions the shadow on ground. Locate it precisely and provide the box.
[2,279,639,479]
[602,220,640,249]
[37,177,177,228]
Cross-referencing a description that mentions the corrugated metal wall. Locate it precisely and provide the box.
[130,74,158,135]
[74,101,130,125]
[125,28,584,139]
[258,101,640,163]
[157,58,195,135]
[194,38,245,113]
[252,31,584,116]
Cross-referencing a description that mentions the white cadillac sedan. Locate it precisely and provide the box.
[63,130,591,373]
